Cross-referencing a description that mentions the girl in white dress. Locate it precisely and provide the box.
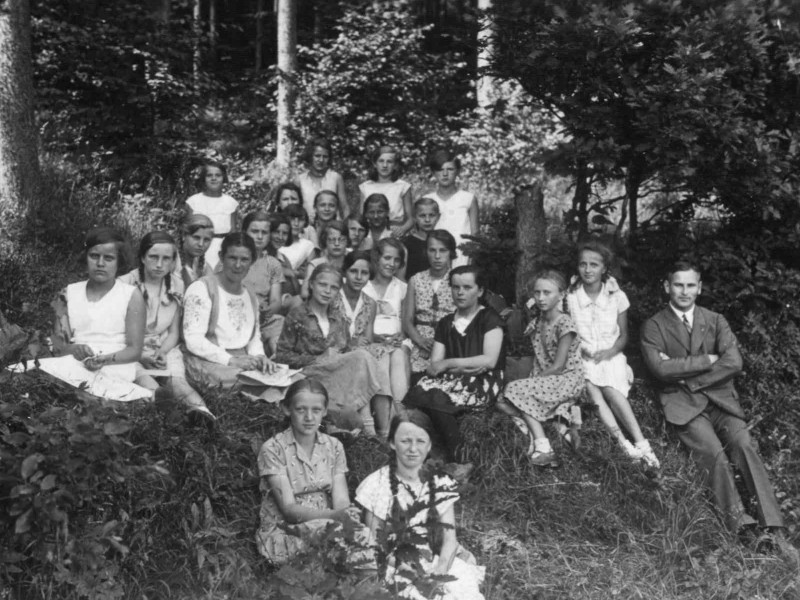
[185,160,239,271]
[359,145,413,237]
[566,241,659,467]
[356,413,485,600]
[423,150,479,268]
[294,137,348,222]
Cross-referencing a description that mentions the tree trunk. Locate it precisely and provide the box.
[208,0,217,66]
[255,0,265,71]
[275,0,297,167]
[476,0,493,108]
[192,0,202,86]
[515,181,546,307]
[0,0,40,216]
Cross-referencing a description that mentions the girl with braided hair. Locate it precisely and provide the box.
[178,213,215,289]
[356,413,484,599]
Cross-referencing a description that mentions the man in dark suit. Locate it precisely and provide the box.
[640,261,786,541]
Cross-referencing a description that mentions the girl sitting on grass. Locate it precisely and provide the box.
[256,379,361,564]
[356,412,485,599]
[497,270,584,468]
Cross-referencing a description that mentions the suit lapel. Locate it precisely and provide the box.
[690,307,708,355]
[663,309,691,351]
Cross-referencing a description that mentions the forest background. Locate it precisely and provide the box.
[1,0,800,598]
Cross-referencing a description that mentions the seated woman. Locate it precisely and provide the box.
[242,210,286,355]
[356,413,485,600]
[276,264,392,437]
[52,227,146,381]
[256,378,361,564]
[279,204,318,276]
[270,182,319,245]
[118,231,213,420]
[364,238,407,338]
[339,251,410,418]
[300,220,348,300]
[404,265,505,464]
[178,214,215,289]
[402,230,457,375]
[268,213,302,301]
[182,232,276,392]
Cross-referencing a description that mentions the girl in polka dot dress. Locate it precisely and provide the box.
[498,270,584,468]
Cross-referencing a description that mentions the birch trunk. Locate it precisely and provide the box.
[275,0,296,166]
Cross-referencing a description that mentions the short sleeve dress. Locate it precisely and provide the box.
[355,466,485,600]
[502,313,585,423]
[256,428,348,564]
[407,270,456,372]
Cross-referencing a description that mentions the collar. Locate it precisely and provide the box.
[302,299,340,322]
[669,303,695,326]
[574,276,621,309]
[282,427,324,463]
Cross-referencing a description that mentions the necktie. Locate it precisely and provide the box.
[683,314,692,334]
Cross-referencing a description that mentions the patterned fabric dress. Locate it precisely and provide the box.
[407,270,456,372]
[503,313,585,423]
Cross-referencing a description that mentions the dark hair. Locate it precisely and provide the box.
[449,264,488,290]
[346,215,367,247]
[426,229,457,261]
[367,145,401,182]
[428,148,461,172]
[363,193,390,222]
[137,231,177,298]
[414,197,440,214]
[313,190,342,227]
[283,378,330,408]
[195,159,228,190]
[342,250,373,276]
[283,203,310,228]
[220,232,257,261]
[666,260,702,281]
[371,238,406,274]
[242,210,271,236]
[269,213,293,250]
[300,137,333,166]
[386,413,442,553]
[180,213,214,272]
[83,227,132,275]
[272,182,304,212]
[318,220,348,249]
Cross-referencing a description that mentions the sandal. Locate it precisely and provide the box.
[528,450,559,468]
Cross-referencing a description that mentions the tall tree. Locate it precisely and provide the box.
[275,0,296,166]
[0,0,40,215]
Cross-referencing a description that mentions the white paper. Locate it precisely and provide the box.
[238,363,300,388]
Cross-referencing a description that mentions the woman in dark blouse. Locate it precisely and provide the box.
[404,265,505,463]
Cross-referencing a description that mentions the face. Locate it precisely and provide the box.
[289,216,305,237]
[377,246,402,279]
[665,269,702,312]
[310,146,330,174]
[375,152,397,180]
[220,245,253,283]
[315,194,338,222]
[283,390,327,436]
[365,202,389,229]
[309,271,341,306]
[86,242,119,283]
[434,161,458,187]
[142,243,176,281]
[183,227,214,258]
[427,237,451,273]
[245,220,270,252]
[271,223,290,248]
[391,421,432,471]
[531,278,564,313]
[324,229,347,258]
[578,250,606,286]
[451,272,482,310]
[344,259,371,293]
[415,205,440,232]
[278,189,301,210]
[204,166,224,194]
[347,219,366,247]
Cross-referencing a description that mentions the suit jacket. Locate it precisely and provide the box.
[640,305,744,425]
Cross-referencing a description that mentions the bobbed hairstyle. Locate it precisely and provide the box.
[195,159,229,189]
[300,137,333,166]
[666,259,702,281]
[363,193,390,217]
[83,227,132,275]
[242,210,271,235]
[318,220,348,249]
[272,182,304,212]
[283,203,310,228]
[342,250,373,277]
[368,144,402,182]
[269,213,293,248]
[372,237,406,272]
[283,378,330,408]
[413,196,440,214]
[220,232,257,262]
[426,229,457,261]
[449,264,488,291]
[427,148,461,172]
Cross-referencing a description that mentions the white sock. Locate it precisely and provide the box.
[635,440,651,450]
[533,438,552,454]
